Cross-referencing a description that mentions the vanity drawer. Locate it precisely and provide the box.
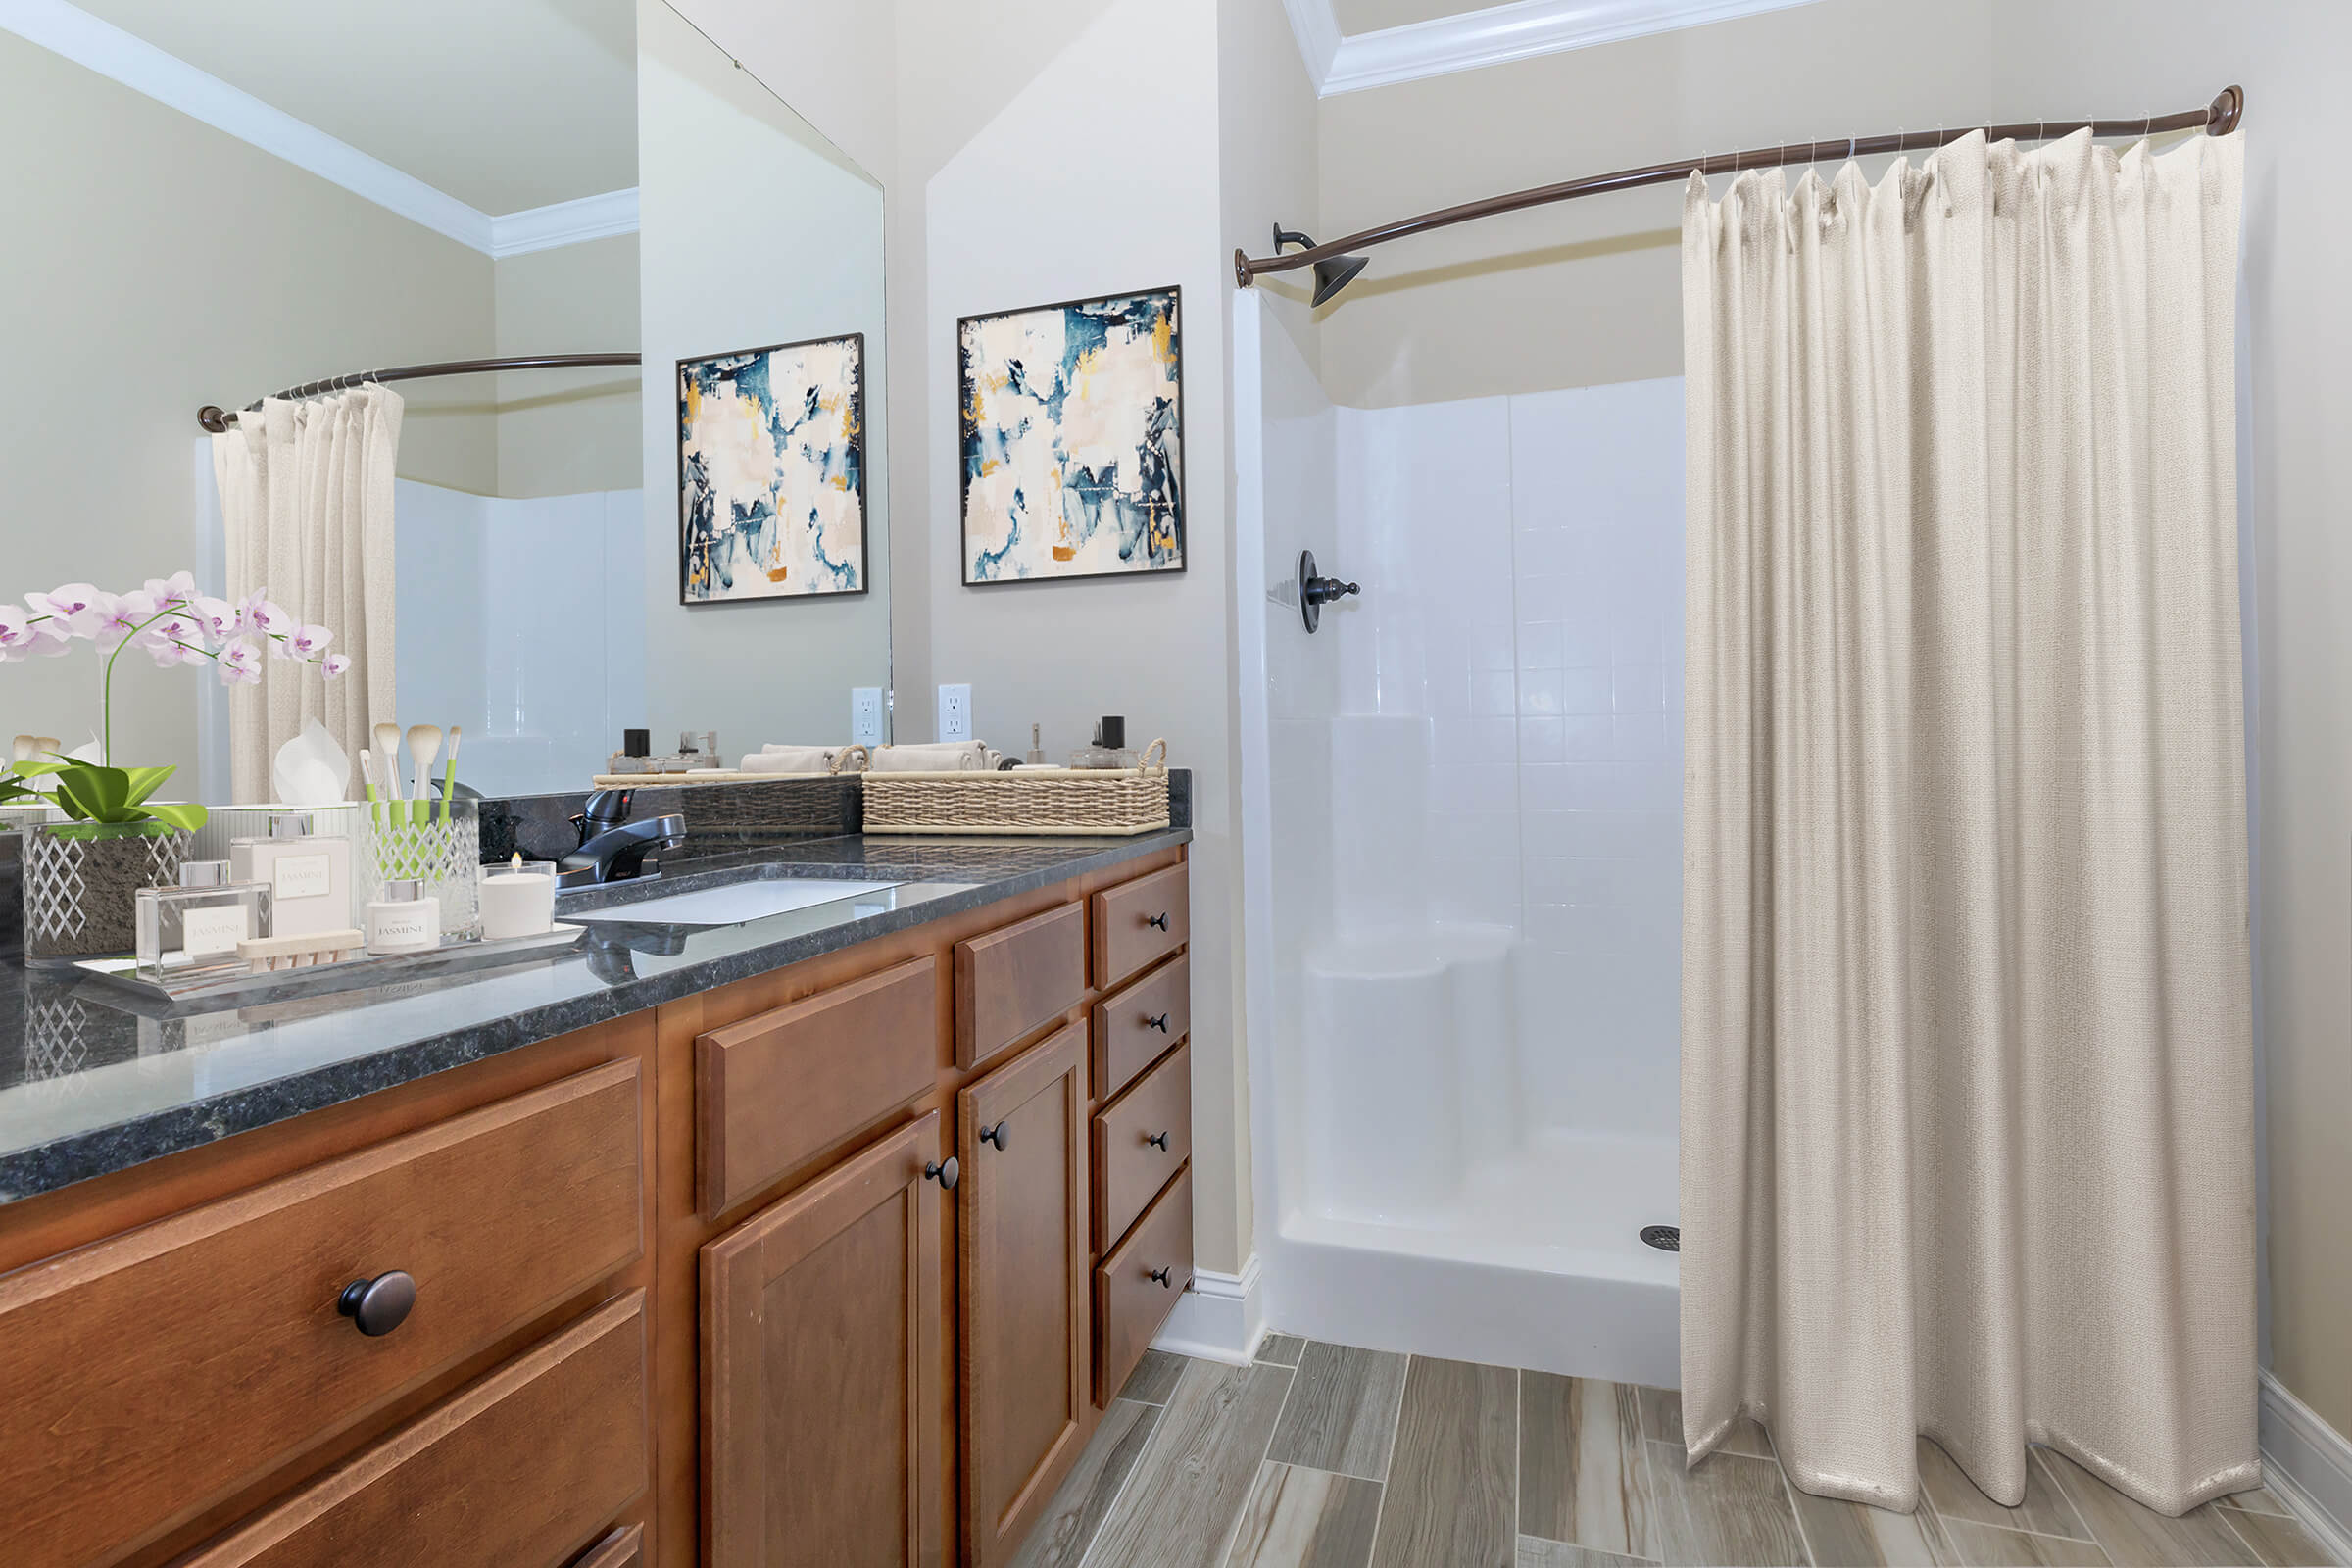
[572,1523,646,1568]
[1091,864,1189,987]
[1092,953,1190,1101]
[698,955,939,1218]
[1093,1042,1192,1252]
[1094,1166,1193,1406]
[182,1289,649,1566]
[0,1058,644,1568]
[955,900,1087,1069]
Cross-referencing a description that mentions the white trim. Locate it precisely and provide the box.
[1282,0,1827,97]
[1151,1255,1265,1366]
[2259,1369,2352,1566]
[2,0,637,258]
[489,188,641,259]
[1280,0,1343,88]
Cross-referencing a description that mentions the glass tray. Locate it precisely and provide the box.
[73,923,586,1005]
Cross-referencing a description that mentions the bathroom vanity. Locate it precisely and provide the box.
[0,832,1194,1568]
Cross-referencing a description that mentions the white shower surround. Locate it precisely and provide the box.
[1236,292,1685,1384]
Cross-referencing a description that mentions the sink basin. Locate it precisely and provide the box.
[568,879,903,926]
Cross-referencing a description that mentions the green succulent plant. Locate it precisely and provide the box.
[9,758,208,835]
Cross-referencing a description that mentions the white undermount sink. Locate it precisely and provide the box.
[567,879,903,926]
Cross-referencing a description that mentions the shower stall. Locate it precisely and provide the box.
[1235,292,1685,1386]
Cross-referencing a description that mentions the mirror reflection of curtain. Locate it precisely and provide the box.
[209,387,401,801]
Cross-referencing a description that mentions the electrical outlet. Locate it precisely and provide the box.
[937,684,972,743]
[851,687,884,746]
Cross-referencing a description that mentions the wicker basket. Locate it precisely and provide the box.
[859,740,1170,836]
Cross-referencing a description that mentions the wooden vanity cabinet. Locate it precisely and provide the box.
[956,1024,1089,1568]
[0,843,1189,1568]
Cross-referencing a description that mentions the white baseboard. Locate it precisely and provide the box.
[2259,1368,2352,1566]
[1152,1254,1264,1366]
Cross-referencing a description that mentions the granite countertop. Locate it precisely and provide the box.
[0,830,1190,1206]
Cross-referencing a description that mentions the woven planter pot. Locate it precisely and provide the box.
[23,820,191,963]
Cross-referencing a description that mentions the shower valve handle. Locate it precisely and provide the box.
[1302,574,1360,608]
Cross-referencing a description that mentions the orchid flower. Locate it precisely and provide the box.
[216,637,265,686]
[5,573,345,763]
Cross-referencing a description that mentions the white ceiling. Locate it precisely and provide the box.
[1287,0,1828,95]
[71,0,636,214]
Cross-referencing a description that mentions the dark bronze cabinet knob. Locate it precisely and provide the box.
[1147,1130,1171,1151]
[924,1156,959,1191]
[1147,912,1170,931]
[979,1120,1010,1152]
[1148,1266,1174,1288]
[336,1270,416,1337]
[1145,1012,1170,1033]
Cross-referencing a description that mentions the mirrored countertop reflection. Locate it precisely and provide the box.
[0,830,1189,1205]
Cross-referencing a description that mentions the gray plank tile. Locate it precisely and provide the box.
[2034,1451,2257,1568]
[1932,1520,2113,1566]
[2208,1506,2334,1567]
[1258,1334,1308,1367]
[1085,1359,1296,1568]
[1012,1398,1163,1568]
[1785,1484,1940,1567]
[1643,1441,1809,1567]
[1519,1374,1656,1558]
[1915,1441,2091,1543]
[1223,1463,1384,1568]
[1122,1349,1190,1405]
[2221,1482,2298,1520]
[1635,1385,1774,1459]
[1518,1538,1658,1566]
[1370,1357,1519,1568]
[1269,1343,1410,1481]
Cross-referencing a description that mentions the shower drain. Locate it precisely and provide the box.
[1640,1225,1681,1252]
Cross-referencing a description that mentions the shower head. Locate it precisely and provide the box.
[1272,224,1370,307]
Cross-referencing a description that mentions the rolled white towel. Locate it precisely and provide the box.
[740,745,860,774]
[869,741,1002,772]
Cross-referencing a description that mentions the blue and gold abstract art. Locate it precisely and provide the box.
[959,288,1185,584]
[677,332,866,603]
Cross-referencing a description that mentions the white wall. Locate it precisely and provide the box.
[637,0,892,758]
[494,235,643,499]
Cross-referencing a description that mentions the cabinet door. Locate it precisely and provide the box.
[703,1113,945,1568]
[957,1023,1089,1568]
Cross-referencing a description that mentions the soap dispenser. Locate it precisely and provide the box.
[228,812,353,938]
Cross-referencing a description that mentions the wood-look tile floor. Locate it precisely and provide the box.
[1013,1337,2339,1568]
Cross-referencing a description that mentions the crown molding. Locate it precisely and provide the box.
[3,0,637,258]
[489,187,641,259]
[1287,0,1826,97]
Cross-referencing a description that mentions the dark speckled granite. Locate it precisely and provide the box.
[0,828,1189,1205]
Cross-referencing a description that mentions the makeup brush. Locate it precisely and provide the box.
[437,726,463,824]
[373,722,403,798]
[405,725,442,827]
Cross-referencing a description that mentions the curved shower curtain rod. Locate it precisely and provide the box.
[196,352,643,432]
[1236,84,2245,293]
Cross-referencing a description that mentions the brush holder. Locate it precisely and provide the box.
[357,797,480,942]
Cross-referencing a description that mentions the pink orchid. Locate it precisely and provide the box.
[243,598,297,655]
[291,624,334,658]
[134,612,209,667]
[217,637,264,685]
[90,590,162,650]
[190,596,242,642]
[24,584,112,641]
[320,652,353,679]
[143,571,198,610]
[0,604,37,652]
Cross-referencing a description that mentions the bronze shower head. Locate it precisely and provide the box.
[1272,224,1369,306]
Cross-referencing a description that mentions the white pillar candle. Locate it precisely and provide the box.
[479,858,557,941]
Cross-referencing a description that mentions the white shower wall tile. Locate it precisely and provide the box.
[1326,377,1684,1139]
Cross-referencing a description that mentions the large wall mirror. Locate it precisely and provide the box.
[0,0,888,806]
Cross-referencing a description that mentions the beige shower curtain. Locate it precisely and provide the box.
[211,387,402,801]
[1679,129,2253,1515]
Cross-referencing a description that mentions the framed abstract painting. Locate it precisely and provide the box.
[959,287,1185,584]
[677,332,867,603]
